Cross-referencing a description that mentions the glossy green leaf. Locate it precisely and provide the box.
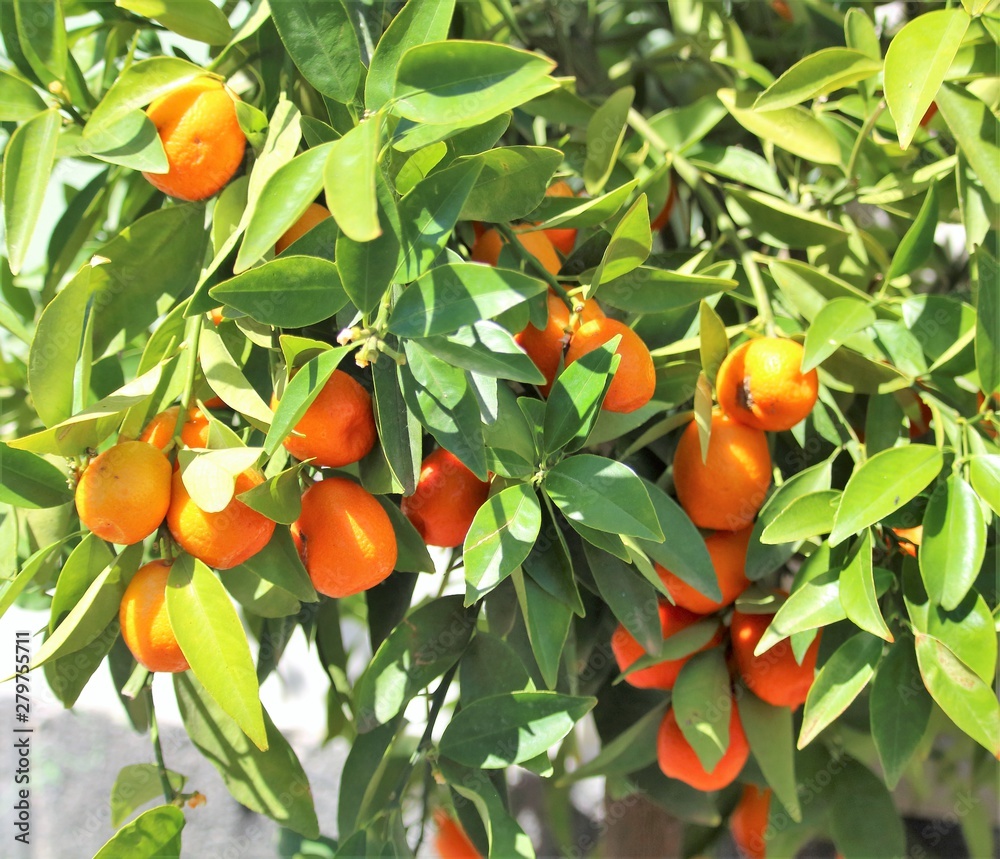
[699,301,728,386]
[389,263,545,337]
[92,805,184,859]
[459,632,533,706]
[974,246,999,396]
[78,108,167,173]
[587,194,651,297]
[969,454,1000,517]
[561,703,665,783]
[117,0,233,44]
[600,267,737,314]
[829,444,943,546]
[178,447,262,513]
[2,107,59,274]
[799,632,882,748]
[759,490,840,544]
[844,7,881,60]
[269,0,359,103]
[646,93,728,153]
[167,555,266,750]
[109,764,186,828]
[884,8,970,150]
[585,544,661,654]
[528,180,637,230]
[372,349,420,495]
[0,69,47,119]
[689,146,783,195]
[543,340,618,455]
[584,86,633,194]
[325,116,382,242]
[355,596,475,731]
[672,649,732,772]
[13,0,66,83]
[726,186,847,250]
[887,180,940,282]
[198,326,273,430]
[464,484,541,602]
[840,529,893,641]
[336,715,403,837]
[802,297,876,373]
[0,541,69,623]
[438,691,595,768]
[919,473,986,612]
[829,760,905,859]
[0,444,72,508]
[936,82,1000,205]
[460,146,562,223]
[48,534,115,632]
[754,48,880,111]
[420,322,545,385]
[514,570,573,689]
[237,467,304,526]
[757,570,845,654]
[739,692,801,822]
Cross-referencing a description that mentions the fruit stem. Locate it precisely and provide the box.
[146,677,179,805]
[494,222,574,310]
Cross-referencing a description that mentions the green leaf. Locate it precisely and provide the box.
[392,41,557,127]
[513,570,573,690]
[110,764,186,828]
[884,8,970,150]
[336,715,402,836]
[174,672,320,837]
[829,760,906,859]
[0,69,47,120]
[887,180,940,282]
[167,555,266,751]
[759,490,840,545]
[529,180,637,230]
[269,0,360,103]
[699,301,728,385]
[598,267,737,314]
[587,194,651,297]
[2,107,59,274]
[198,326,273,430]
[117,0,233,44]
[438,691,595,768]
[178,447,262,513]
[974,246,999,396]
[583,86,634,194]
[325,116,382,242]
[717,88,841,165]
[840,529,893,642]
[758,570,845,652]
[355,596,475,731]
[969,455,1000,517]
[754,48,881,111]
[936,81,1000,204]
[844,7,881,60]
[372,350,420,495]
[543,339,618,455]
[236,463,304,526]
[13,0,66,84]
[78,109,167,173]
[914,633,1000,757]
[0,541,69,624]
[672,649,732,772]
[725,186,847,250]
[561,703,665,783]
[739,692,800,822]
[919,474,986,612]
[799,632,882,748]
[48,534,115,632]
[585,544,661,655]
[544,455,662,541]
[460,146,562,223]
[388,263,546,337]
[365,0,455,110]
[829,444,943,546]
[420,322,546,385]
[0,444,71,508]
[869,636,932,790]
[210,256,348,328]
[802,297,876,373]
[464,484,542,603]
[92,805,184,859]
[460,633,533,705]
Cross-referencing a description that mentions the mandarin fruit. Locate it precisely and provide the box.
[658,526,752,615]
[730,784,771,859]
[400,448,490,548]
[673,412,772,531]
[657,703,749,791]
[75,441,172,545]
[275,202,332,254]
[294,477,397,597]
[717,337,818,432]
[139,405,210,450]
[542,180,578,255]
[433,808,482,859]
[891,524,922,558]
[142,77,245,202]
[166,468,274,569]
[565,317,656,413]
[119,560,189,674]
[470,227,562,276]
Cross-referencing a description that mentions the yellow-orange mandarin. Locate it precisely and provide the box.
[730,784,772,859]
[470,227,562,276]
[658,703,749,791]
[276,203,332,254]
[565,317,656,414]
[400,448,490,549]
[119,560,189,674]
[658,526,753,614]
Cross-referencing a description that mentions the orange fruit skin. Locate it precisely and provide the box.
[891,524,922,558]
[731,609,821,709]
[75,441,172,545]
[565,318,656,414]
[119,560,189,674]
[139,405,210,450]
[433,809,482,859]
[470,227,562,276]
[730,784,771,859]
[657,703,749,792]
[166,468,274,570]
[611,601,723,690]
[276,203,331,254]
[771,0,793,22]
[142,77,246,202]
[542,180,578,256]
[276,370,377,468]
[515,292,604,396]
[673,412,772,531]
[209,307,225,326]
[400,448,490,548]
[658,526,752,614]
[294,477,397,597]
[717,338,818,432]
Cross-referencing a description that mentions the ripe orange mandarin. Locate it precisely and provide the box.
[470,227,562,276]
[730,784,771,859]
[166,468,274,569]
[142,77,246,202]
[673,412,772,531]
[542,180,578,255]
[565,317,656,414]
[139,405,210,450]
[658,526,753,615]
[400,448,490,549]
[433,808,482,859]
[891,524,922,558]
[293,477,397,598]
[75,441,172,545]
[119,560,189,674]
[657,702,749,792]
[276,203,332,254]
[717,337,818,432]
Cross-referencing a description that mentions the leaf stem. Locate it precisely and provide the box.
[147,678,178,804]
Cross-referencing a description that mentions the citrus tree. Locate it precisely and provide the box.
[1,0,998,857]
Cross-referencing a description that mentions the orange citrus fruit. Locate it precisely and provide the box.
[565,317,656,413]
[433,808,482,859]
[731,604,821,710]
[293,477,398,597]
[119,560,189,674]
[542,180,578,255]
[658,526,753,615]
[657,702,749,791]
[730,784,771,859]
[470,227,562,276]
[166,468,274,569]
[142,77,246,202]
[673,412,772,531]
[717,337,818,431]
[276,202,332,254]
[890,524,922,558]
[274,369,377,468]
[611,601,723,690]
[139,405,210,450]
[75,441,172,545]
[400,448,490,548]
